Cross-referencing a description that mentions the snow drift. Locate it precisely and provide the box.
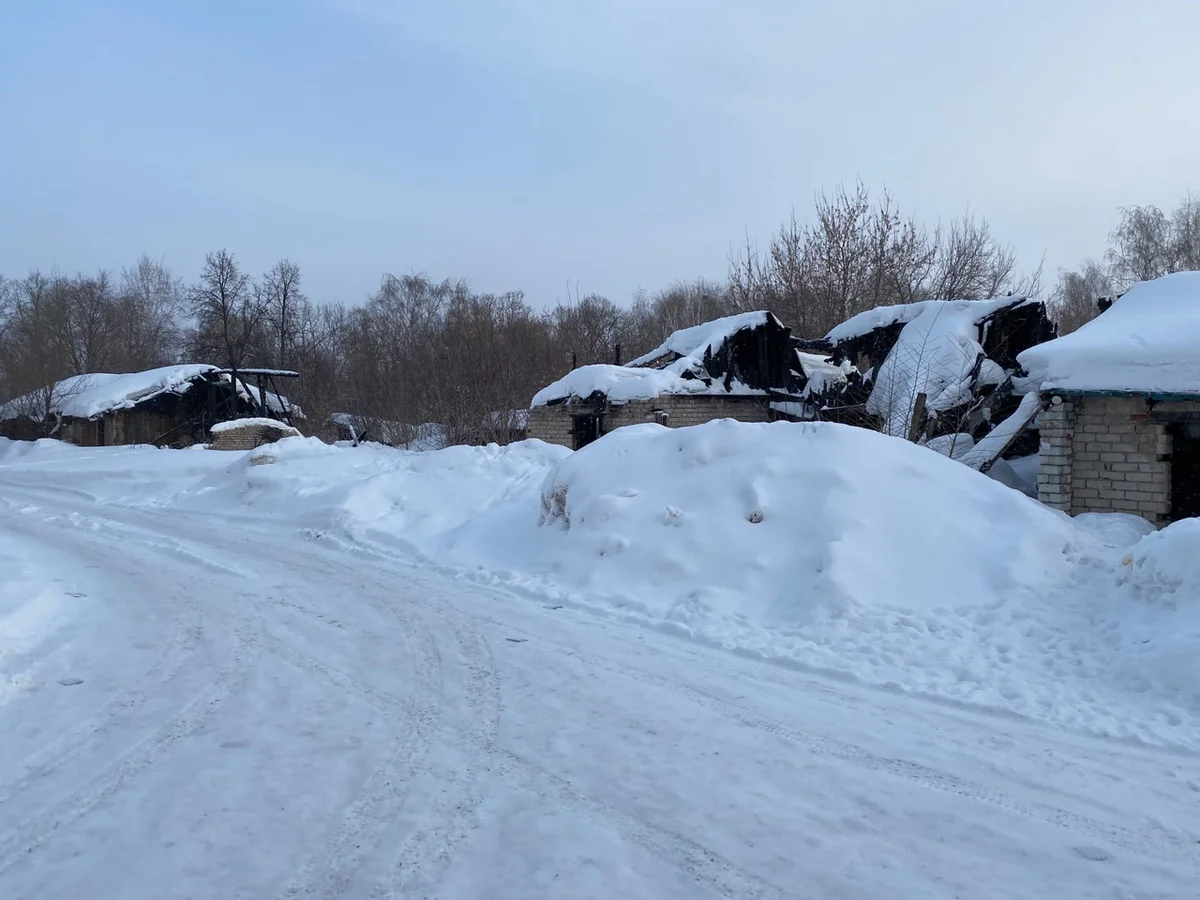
[3,422,1199,749]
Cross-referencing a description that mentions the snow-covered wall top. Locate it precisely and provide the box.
[825,296,1035,345]
[533,311,775,407]
[0,365,219,422]
[1018,272,1200,395]
[210,417,300,435]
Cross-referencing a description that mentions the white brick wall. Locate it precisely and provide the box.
[527,395,772,449]
[1037,394,1200,525]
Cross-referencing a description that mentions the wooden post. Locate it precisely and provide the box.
[907,392,928,443]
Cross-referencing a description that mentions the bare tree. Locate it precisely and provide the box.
[260,258,305,369]
[114,255,185,370]
[189,250,267,387]
[1050,260,1111,335]
[1108,195,1200,288]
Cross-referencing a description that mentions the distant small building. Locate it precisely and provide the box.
[210,417,302,451]
[0,365,301,448]
[1018,272,1200,525]
[526,312,848,449]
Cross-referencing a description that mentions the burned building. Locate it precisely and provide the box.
[811,295,1057,469]
[1019,272,1200,525]
[526,312,851,449]
[0,365,301,448]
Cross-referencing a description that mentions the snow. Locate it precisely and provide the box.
[533,312,774,406]
[3,426,1200,897]
[795,350,852,396]
[958,391,1044,470]
[626,311,771,367]
[826,295,1034,345]
[531,364,718,406]
[209,417,300,435]
[1018,271,1200,395]
[0,365,218,422]
[862,300,1023,437]
[239,381,301,418]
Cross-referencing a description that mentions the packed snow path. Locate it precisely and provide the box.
[1,481,1198,899]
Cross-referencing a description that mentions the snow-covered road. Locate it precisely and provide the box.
[2,480,1198,899]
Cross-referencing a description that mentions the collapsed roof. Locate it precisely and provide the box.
[0,364,302,423]
[532,312,800,407]
[1018,271,1200,397]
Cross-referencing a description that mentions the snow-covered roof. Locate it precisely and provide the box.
[0,365,304,423]
[1018,272,1200,396]
[533,311,776,407]
[861,300,1027,438]
[826,295,1036,345]
[0,365,218,422]
[626,311,773,367]
[240,382,303,419]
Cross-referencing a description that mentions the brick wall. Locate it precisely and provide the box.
[1036,398,1073,512]
[526,405,575,448]
[1038,394,1200,525]
[527,394,771,449]
[209,421,300,451]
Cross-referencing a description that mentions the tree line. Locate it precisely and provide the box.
[1,187,1196,444]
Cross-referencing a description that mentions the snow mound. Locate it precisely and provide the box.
[536,421,1074,631]
[1118,517,1200,601]
[1018,271,1200,395]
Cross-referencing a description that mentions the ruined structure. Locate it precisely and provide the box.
[0,365,300,448]
[526,312,851,449]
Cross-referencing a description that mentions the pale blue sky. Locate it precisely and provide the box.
[2,0,1197,307]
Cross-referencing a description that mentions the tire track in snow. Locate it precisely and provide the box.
[509,627,1200,871]
[370,615,501,900]
[0,605,202,807]
[0,511,211,808]
[0,625,258,877]
[370,616,795,900]
[271,620,444,900]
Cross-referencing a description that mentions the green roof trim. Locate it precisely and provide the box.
[1042,388,1200,401]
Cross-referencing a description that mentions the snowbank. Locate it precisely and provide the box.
[536,421,1073,630]
[1018,271,1200,395]
[4,422,1199,748]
